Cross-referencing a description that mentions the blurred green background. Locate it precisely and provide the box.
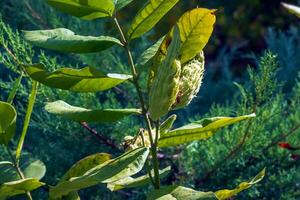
[0,0,299,199]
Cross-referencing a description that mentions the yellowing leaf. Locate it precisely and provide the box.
[49,147,149,199]
[61,153,112,182]
[24,64,132,92]
[57,153,111,199]
[0,178,44,199]
[177,8,216,63]
[147,186,217,200]
[215,168,265,200]
[47,0,115,20]
[158,114,255,147]
[128,0,179,40]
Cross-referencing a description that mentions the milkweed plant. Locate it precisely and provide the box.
[0,0,268,199]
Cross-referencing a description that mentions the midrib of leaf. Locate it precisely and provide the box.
[160,117,243,139]
[129,0,167,38]
[180,11,213,54]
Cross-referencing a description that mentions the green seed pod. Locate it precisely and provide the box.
[172,51,205,109]
[149,59,181,120]
[148,53,166,91]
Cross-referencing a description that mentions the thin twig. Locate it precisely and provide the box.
[80,122,121,152]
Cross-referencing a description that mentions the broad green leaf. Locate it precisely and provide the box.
[215,168,265,200]
[23,160,46,181]
[107,166,171,191]
[58,153,111,200]
[159,114,177,135]
[136,37,164,67]
[177,8,216,63]
[45,100,141,123]
[0,178,44,200]
[128,0,179,40]
[24,64,132,92]
[0,101,17,145]
[115,0,135,10]
[47,0,115,20]
[49,147,149,199]
[147,186,217,200]
[60,153,112,182]
[282,2,300,18]
[23,28,122,53]
[158,113,255,147]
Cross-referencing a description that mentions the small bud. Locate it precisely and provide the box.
[172,51,205,109]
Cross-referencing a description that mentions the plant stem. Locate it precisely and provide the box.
[5,147,33,200]
[16,81,38,163]
[152,121,161,188]
[112,16,160,189]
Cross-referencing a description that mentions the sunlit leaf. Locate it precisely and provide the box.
[215,168,265,200]
[159,114,177,135]
[147,186,217,200]
[128,0,179,40]
[176,8,216,63]
[282,2,300,18]
[45,100,141,123]
[107,166,171,191]
[49,147,149,199]
[23,28,122,53]
[0,101,17,145]
[61,153,112,182]
[158,114,256,147]
[24,64,132,92]
[47,0,115,20]
[58,153,111,200]
[0,178,44,199]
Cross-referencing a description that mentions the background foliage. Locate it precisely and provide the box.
[0,0,299,199]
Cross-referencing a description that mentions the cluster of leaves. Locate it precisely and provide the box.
[0,0,269,199]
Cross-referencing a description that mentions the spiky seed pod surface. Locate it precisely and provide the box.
[122,130,157,151]
[149,59,181,120]
[172,51,205,109]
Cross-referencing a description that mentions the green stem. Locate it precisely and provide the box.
[5,147,33,200]
[151,121,160,188]
[15,81,38,163]
[112,16,160,189]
